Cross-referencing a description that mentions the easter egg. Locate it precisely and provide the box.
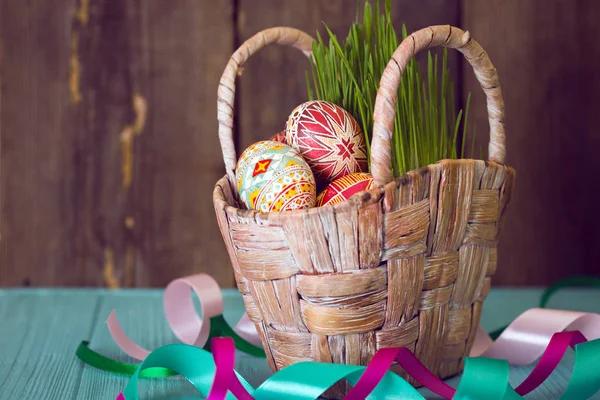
[285,100,368,186]
[269,131,287,144]
[236,141,317,212]
[316,172,374,207]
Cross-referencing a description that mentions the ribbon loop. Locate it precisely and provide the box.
[113,333,600,400]
[454,358,519,400]
[107,274,224,360]
[163,274,223,347]
[471,308,600,363]
[560,339,600,399]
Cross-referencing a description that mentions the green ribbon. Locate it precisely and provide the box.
[118,340,600,399]
[539,276,600,309]
[208,314,265,358]
[560,339,600,399]
[76,314,264,378]
[76,341,177,378]
[454,358,521,400]
[251,361,424,400]
[121,343,426,400]
[122,344,235,400]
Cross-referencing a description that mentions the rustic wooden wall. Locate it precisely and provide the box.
[462,0,600,285]
[0,0,598,287]
[0,0,235,288]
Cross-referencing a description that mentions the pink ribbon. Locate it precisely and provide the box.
[107,273,600,366]
[107,274,260,360]
[471,308,600,362]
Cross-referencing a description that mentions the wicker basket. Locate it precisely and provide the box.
[213,25,514,398]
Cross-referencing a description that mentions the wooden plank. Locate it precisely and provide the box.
[125,1,235,287]
[71,0,141,288]
[236,0,461,151]
[0,290,100,399]
[0,0,110,286]
[0,0,236,287]
[461,0,600,285]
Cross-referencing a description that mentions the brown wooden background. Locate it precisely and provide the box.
[1,0,599,288]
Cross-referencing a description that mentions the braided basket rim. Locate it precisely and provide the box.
[214,159,513,218]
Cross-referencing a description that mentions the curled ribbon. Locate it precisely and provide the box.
[117,332,600,400]
[472,308,600,362]
[106,274,262,360]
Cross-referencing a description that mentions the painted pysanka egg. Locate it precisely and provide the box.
[269,131,287,144]
[285,100,368,186]
[235,141,317,212]
[316,172,374,207]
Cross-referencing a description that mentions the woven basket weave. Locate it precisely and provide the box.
[213,25,515,398]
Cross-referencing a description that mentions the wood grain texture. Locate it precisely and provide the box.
[461,0,600,285]
[120,0,236,288]
[0,287,599,399]
[2,0,599,287]
[0,290,101,399]
[0,0,236,287]
[0,0,86,286]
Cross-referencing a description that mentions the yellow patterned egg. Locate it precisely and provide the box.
[235,141,317,212]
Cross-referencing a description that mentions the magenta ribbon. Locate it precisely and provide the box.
[343,330,589,399]
[201,330,592,400]
[343,345,455,399]
[209,335,255,400]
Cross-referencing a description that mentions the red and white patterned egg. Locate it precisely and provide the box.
[285,101,368,186]
[235,140,317,212]
[269,131,287,144]
[316,172,374,207]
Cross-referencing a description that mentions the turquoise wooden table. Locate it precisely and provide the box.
[1,287,599,399]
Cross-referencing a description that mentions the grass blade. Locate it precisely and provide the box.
[305,0,475,177]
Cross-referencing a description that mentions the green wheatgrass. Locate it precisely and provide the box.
[306,0,476,177]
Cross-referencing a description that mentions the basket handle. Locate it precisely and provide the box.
[371,25,506,186]
[217,27,315,185]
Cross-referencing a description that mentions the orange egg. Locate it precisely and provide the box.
[316,172,374,206]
